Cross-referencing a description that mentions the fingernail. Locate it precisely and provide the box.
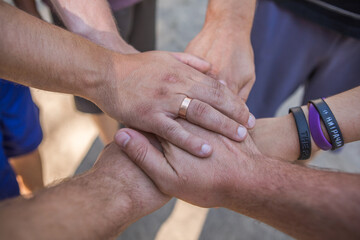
[219,80,227,86]
[115,132,131,148]
[201,144,212,155]
[237,126,247,139]
[247,114,256,128]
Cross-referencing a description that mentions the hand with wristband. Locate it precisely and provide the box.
[117,86,360,239]
[248,87,360,162]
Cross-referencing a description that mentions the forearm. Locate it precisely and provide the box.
[228,159,360,239]
[205,0,256,34]
[0,171,131,239]
[322,86,360,143]
[50,0,135,53]
[0,2,118,100]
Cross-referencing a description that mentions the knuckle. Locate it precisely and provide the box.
[210,86,224,105]
[160,123,179,139]
[218,118,232,133]
[207,110,228,131]
[161,73,180,84]
[219,135,239,154]
[211,78,223,91]
[234,109,249,125]
[239,103,250,122]
[133,145,148,166]
[208,68,220,79]
[192,101,210,119]
[231,98,249,124]
[179,173,189,186]
[175,171,189,187]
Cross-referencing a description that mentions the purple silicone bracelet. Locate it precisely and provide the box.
[308,103,332,150]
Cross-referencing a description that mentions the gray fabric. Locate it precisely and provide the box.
[247,0,360,118]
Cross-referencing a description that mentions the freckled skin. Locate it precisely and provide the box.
[154,87,169,98]
[134,103,152,120]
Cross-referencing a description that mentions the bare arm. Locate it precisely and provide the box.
[0,1,114,97]
[50,0,136,53]
[229,158,360,240]
[0,143,169,239]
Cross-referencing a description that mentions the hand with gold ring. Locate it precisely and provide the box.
[92,51,255,157]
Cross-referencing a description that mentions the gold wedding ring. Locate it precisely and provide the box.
[178,97,192,119]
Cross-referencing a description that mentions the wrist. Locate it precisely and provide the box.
[300,106,321,155]
[278,113,305,160]
[225,156,283,212]
[250,108,321,162]
[203,16,251,40]
[250,115,302,162]
[225,158,311,218]
[90,163,135,230]
[81,50,125,105]
[205,1,254,35]
[285,106,321,160]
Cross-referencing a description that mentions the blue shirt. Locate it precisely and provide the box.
[0,79,43,200]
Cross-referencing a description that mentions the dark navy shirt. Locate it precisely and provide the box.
[273,0,360,39]
[0,140,20,200]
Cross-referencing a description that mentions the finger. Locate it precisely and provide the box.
[186,99,248,141]
[238,78,255,102]
[152,116,213,158]
[218,79,228,86]
[114,128,176,190]
[171,52,211,73]
[238,81,256,129]
[187,80,252,128]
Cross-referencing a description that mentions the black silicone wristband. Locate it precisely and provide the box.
[309,98,344,150]
[289,107,312,160]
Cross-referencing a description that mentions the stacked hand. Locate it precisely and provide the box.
[89,50,254,158]
[112,111,319,210]
[114,119,275,209]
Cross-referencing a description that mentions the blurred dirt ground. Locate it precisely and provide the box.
[4,0,359,239]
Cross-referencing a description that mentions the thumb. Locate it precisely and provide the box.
[114,128,175,189]
[171,52,211,73]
